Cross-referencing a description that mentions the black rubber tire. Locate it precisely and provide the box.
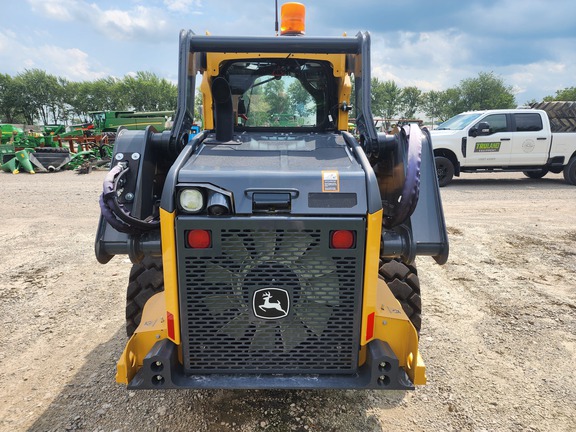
[378,258,422,333]
[35,146,70,154]
[126,256,164,336]
[563,157,576,185]
[435,156,454,187]
[523,169,548,179]
[102,131,117,144]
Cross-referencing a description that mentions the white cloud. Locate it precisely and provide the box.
[504,61,573,103]
[366,24,576,103]
[42,46,108,80]
[26,0,170,42]
[11,0,576,105]
[370,30,472,91]
[92,5,168,40]
[0,29,108,81]
[163,0,202,13]
[26,0,79,21]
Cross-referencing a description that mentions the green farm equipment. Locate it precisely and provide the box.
[1,145,36,174]
[89,111,174,143]
[1,125,38,173]
[0,124,25,144]
[0,123,112,174]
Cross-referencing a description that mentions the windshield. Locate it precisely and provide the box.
[221,59,336,131]
[90,112,105,129]
[436,112,483,130]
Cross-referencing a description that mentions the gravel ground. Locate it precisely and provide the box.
[0,169,574,432]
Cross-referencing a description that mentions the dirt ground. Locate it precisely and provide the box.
[0,169,574,432]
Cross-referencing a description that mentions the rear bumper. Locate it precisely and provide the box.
[116,280,426,390]
[127,338,415,390]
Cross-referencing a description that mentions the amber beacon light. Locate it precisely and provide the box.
[280,2,306,35]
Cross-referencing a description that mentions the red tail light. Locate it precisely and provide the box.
[167,311,175,340]
[366,312,375,340]
[187,229,211,249]
[330,230,355,249]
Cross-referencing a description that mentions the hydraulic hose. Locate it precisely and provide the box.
[99,162,161,234]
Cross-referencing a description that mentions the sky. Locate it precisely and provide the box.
[1,0,575,104]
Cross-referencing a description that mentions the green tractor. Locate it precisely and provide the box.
[89,111,174,143]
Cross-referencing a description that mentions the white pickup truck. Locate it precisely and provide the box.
[430,107,576,186]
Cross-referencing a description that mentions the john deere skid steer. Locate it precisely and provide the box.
[95,3,448,390]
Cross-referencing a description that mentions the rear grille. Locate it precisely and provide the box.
[176,217,365,374]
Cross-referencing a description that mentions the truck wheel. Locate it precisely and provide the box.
[378,259,421,333]
[435,156,454,187]
[523,169,548,179]
[563,158,576,185]
[126,256,164,337]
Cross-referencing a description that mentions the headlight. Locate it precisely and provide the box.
[179,188,204,213]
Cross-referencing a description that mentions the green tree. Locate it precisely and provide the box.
[11,74,37,125]
[544,86,576,101]
[262,78,286,116]
[0,73,25,123]
[89,77,124,111]
[458,71,515,111]
[287,80,312,116]
[194,90,203,124]
[15,69,63,124]
[121,71,177,111]
[63,81,91,122]
[371,78,402,120]
[437,87,464,121]
[399,86,421,118]
[244,81,269,126]
[421,90,443,127]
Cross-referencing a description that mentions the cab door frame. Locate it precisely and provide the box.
[465,113,512,166]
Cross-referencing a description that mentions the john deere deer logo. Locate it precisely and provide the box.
[253,288,290,320]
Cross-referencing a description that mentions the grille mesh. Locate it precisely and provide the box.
[177,220,363,373]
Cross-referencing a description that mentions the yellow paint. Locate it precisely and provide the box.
[110,121,165,128]
[201,52,350,130]
[205,52,346,78]
[359,209,425,385]
[116,292,167,384]
[360,209,382,345]
[337,74,352,131]
[200,77,214,130]
[160,208,181,344]
[373,278,426,385]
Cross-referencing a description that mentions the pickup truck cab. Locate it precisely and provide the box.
[430,109,576,186]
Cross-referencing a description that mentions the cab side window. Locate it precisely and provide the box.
[514,113,543,132]
[479,114,508,134]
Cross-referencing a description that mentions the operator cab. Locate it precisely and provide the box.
[218,59,338,132]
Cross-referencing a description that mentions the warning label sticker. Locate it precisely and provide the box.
[322,170,340,192]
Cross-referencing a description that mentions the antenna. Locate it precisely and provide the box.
[275,0,279,36]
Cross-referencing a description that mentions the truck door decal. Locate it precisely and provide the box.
[474,142,501,153]
[522,139,535,153]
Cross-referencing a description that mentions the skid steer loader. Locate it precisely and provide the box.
[95,2,448,390]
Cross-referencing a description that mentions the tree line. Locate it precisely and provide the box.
[371,71,518,125]
[0,68,572,127]
[0,69,177,125]
[371,72,574,126]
